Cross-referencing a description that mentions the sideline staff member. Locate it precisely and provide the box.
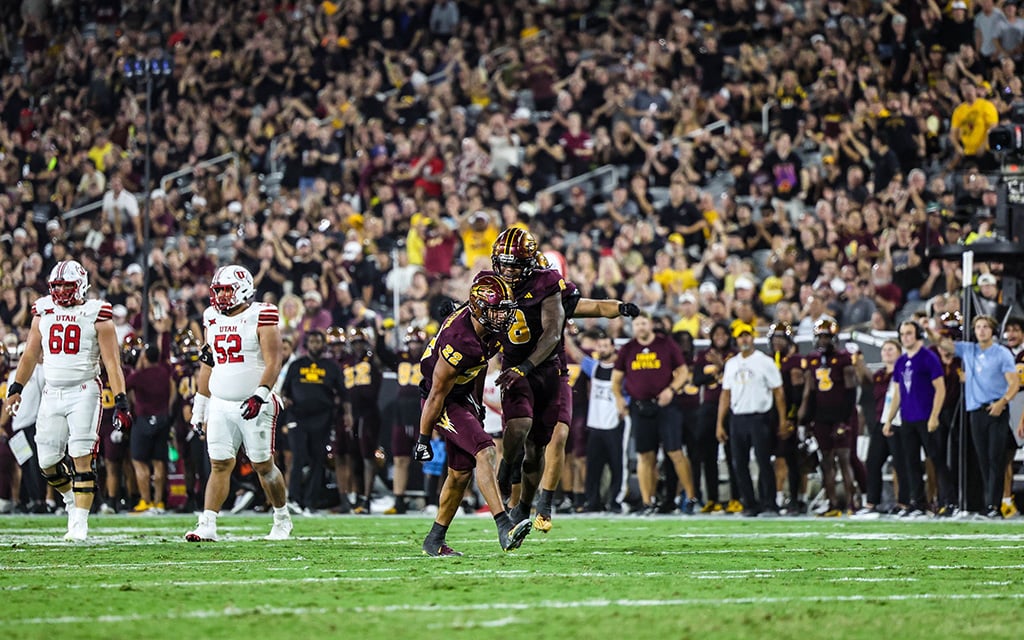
[716,324,787,516]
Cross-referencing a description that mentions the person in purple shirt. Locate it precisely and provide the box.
[413,273,532,557]
[125,344,176,513]
[884,320,945,517]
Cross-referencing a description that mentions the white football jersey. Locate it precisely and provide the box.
[205,302,279,401]
[33,297,111,387]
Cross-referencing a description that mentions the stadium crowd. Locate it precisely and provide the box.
[1,0,1024,521]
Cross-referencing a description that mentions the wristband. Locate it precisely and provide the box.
[513,361,535,377]
[417,432,431,445]
[6,381,23,397]
[114,392,129,409]
[193,394,210,421]
[254,385,271,402]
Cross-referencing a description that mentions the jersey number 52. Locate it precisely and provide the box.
[213,334,244,364]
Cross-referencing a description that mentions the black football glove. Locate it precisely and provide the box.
[438,299,461,317]
[413,433,433,462]
[240,386,271,420]
[113,393,133,432]
[618,302,641,318]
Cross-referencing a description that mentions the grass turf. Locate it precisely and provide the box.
[1,513,1022,639]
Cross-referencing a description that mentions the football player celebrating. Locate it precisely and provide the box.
[185,265,293,542]
[414,273,532,556]
[2,260,132,541]
[490,228,639,533]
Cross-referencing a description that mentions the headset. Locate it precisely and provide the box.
[901,320,926,341]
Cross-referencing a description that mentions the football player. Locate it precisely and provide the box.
[341,326,383,514]
[378,326,428,514]
[798,318,860,516]
[414,273,532,556]
[3,260,132,541]
[185,265,292,542]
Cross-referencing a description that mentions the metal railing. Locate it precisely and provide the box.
[762,99,776,136]
[60,153,240,220]
[159,152,239,193]
[539,164,618,199]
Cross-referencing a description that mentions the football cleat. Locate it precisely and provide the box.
[1002,500,1019,519]
[265,515,293,541]
[700,500,723,514]
[533,513,552,533]
[185,517,218,542]
[423,541,464,557]
[725,499,744,514]
[818,509,843,518]
[63,507,88,542]
[501,518,533,551]
[132,499,154,514]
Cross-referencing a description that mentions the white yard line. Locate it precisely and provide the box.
[4,593,1024,626]
[4,564,1021,591]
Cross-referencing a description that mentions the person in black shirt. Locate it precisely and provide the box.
[280,330,347,512]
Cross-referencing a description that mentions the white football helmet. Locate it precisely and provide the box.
[210,265,255,313]
[48,260,90,306]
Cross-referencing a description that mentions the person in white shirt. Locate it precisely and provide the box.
[186,265,293,542]
[100,175,141,245]
[716,323,788,516]
[2,260,132,541]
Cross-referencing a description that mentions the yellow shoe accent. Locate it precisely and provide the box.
[699,501,719,514]
[132,500,152,513]
[1002,501,1019,519]
[533,513,552,533]
[819,509,843,518]
[725,500,744,514]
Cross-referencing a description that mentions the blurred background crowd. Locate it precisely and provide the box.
[0,0,1020,348]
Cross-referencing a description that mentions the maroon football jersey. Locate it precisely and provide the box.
[871,368,892,423]
[342,351,383,405]
[693,347,736,405]
[804,349,856,423]
[419,307,500,400]
[613,334,685,401]
[481,268,578,366]
[779,351,804,418]
[675,352,701,409]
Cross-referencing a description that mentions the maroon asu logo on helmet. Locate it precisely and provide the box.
[491,228,539,286]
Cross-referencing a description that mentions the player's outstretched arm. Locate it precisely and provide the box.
[573,298,640,319]
[415,357,458,461]
[97,319,126,396]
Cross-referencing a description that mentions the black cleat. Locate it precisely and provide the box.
[500,518,532,551]
[423,539,464,557]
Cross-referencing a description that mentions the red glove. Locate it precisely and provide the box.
[113,393,133,432]
[240,386,271,420]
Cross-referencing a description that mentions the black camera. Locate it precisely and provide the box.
[989,124,1024,155]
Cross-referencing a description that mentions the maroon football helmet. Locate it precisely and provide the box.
[469,273,516,333]
[491,228,539,285]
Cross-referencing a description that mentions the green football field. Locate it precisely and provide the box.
[1,513,1022,640]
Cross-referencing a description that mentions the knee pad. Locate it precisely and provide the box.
[72,464,98,494]
[41,460,73,490]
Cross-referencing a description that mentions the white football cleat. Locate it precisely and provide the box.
[185,516,218,542]
[63,507,88,542]
[265,515,293,541]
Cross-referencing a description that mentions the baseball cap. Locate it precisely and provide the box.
[952,0,967,9]
[343,240,363,261]
[734,276,755,291]
[679,293,697,305]
[126,263,143,276]
[732,323,755,338]
[699,281,718,295]
[296,237,311,249]
[512,107,532,120]
[112,304,128,318]
[371,144,388,158]
[303,290,323,304]
[46,219,60,231]
[978,273,998,286]
[227,201,243,214]
[810,34,826,45]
